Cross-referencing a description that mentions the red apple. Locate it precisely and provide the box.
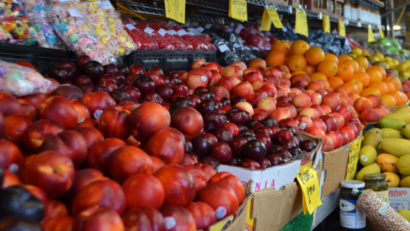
[143,128,185,164]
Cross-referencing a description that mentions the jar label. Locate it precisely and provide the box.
[374,190,389,203]
[340,199,366,229]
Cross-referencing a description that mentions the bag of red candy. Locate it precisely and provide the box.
[150,25,188,50]
[134,22,175,50]
[122,22,158,50]
[233,23,270,51]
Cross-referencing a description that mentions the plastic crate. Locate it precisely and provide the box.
[123,50,217,71]
[0,43,76,73]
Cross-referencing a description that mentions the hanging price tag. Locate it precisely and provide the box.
[261,8,284,31]
[295,8,308,37]
[164,0,186,24]
[297,164,322,215]
[323,15,330,33]
[338,19,346,37]
[368,25,375,42]
[379,26,385,38]
[229,0,248,22]
[345,137,364,180]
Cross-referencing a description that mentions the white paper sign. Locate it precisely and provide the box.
[158,28,168,36]
[235,24,244,34]
[124,24,136,30]
[219,44,230,52]
[177,30,187,36]
[233,43,241,48]
[67,9,85,19]
[101,1,113,9]
[167,30,177,35]
[144,27,155,35]
[197,27,204,32]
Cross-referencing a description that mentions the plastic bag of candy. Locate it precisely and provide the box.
[18,0,65,49]
[134,23,175,50]
[150,25,187,50]
[179,27,216,50]
[0,59,58,96]
[0,25,14,42]
[233,23,270,51]
[123,23,158,50]
[47,0,115,64]
[100,0,135,55]
[0,0,43,46]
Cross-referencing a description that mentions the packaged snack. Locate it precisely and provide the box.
[123,23,158,50]
[19,0,65,49]
[0,25,14,42]
[47,0,115,64]
[134,23,175,50]
[0,59,58,96]
[150,25,187,50]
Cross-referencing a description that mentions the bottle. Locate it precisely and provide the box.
[340,180,366,231]
[344,0,351,20]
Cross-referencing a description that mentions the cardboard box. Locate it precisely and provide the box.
[321,133,362,198]
[217,131,323,193]
[389,188,410,210]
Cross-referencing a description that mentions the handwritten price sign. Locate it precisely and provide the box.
[323,15,330,33]
[165,0,186,24]
[261,8,283,31]
[297,164,322,214]
[338,19,346,37]
[345,137,364,180]
[295,9,308,37]
[229,0,247,22]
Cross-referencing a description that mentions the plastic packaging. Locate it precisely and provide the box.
[233,23,270,51]
[150,25,188,50]
[123,23,158,50]
[0,59,58,96]
[19,0,65,49]
[134,23,175,50]
[0,0,43,46]
[0,25,14,42]
[47,0,115,64]
[101,0,135,55]
[357,189,410,231]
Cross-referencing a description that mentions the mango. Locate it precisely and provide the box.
[402,124,410,139]
[381,139,410,157]
[393,106,410,114]
[401,176,410,187]
[397,209,410,222]
[376,154,399,173]
[397,155,410,175]
[376,142,384,155]
[381,128,404,139]
[359,145,377,166]
[383,112,410,124]
[355,163,381,181]
[383,172,400,187]
[378,117,406,131]
[362,128,382,148]
[402,175,410,180]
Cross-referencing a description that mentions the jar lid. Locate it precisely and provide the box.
[341,180,365,188]
[363,174,386,180]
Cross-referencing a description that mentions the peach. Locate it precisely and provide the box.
[278,65,290,75]
[353,97,373,112]
[252,80,266,92]
[289,88,303,95]
[186,70,209,89]
[191,59,206,70]
[208,70,221,87]
[322,136,335,151]
[265,75,281,86]
[327,131,343,149]
[291,93,311,108]
[403,80,410,88]
[221,65,243,79]
[334,88,349,99]
[322,93,341,111]
[202,62,220,72]
[295,115,313,129]
[281,103,297,118]
[373,108,386,118]
[340,126,356,142]
[359,109,380,124]
[232,61,247,71]
[276,86,288,97]
[253,108,269,118]
[232,82,254,102]
[264,67,283,78]
[312,119,327,133]
[281,78,291,87]
[328,112,345,130]
[336,106,353,122]
[320,104,332,115]
[347,105,359,118]
[249,93,263,108]
[299,108,320,120]
[243,72,263,83]
[366,94,380,108]
[307,81,324,91]
[248,58,267,72]
[305,127,327,141]
[305,90,322,105]
[348,93,361,103]
[243,67,261,76]
[179,71,188,83]
[292,80,309,90]
[291,74,310,84]
[235,102,254,115]
[270,107,291,122]
[311,104,325,117]
[256,97,277,114]
[257,84,277,98]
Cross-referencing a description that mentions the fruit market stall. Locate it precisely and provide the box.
[3,0,410,230]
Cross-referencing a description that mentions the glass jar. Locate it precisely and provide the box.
[363,174,389,202]
[340,180,366,231]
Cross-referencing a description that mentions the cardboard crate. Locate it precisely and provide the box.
[321,132,363,198]
[389,188,410,211]
[217,131,323,193]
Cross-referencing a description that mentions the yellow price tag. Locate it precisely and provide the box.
[164,0,186,24]
[295,8,308,37]
[368,25,375,42]
[297,164,322,215]
[261,8,284,31]
[345,137,364,180]
[229,0,247,22]
[323,15,330,33]
[338,19,346,37]
[379,26,385,38]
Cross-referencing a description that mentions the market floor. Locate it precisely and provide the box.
[313,210,374,231]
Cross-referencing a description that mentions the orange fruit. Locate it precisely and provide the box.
[287,54,307,72]
[348,79,364,94]
[310,72,327,82]
[357,67,366,73]
[318,79,330,90]
[368,66,386,80]
[289,40,310,56]
[291,71,306,76]
[354,56,369,70]
[367,69,383,83]
[385,76,402,91]
[337,63,354,82]
[266,51,285,67]
[271,40,290,56]
[338,54,352,64]
[343,60,360,72]
[380,94,396,107]
[386,91,403,105]
[317,60,338,77]
[324,53,338,64]
[338,82,358,94]
[368,82,388,95]
[399,91,409,105]
[305,47,325,66]
[360,88,381,97]
[353,72,370,87]
[328,77,344,90]
[303,65,315,76]
[348,93,361,102]
[291,74,310,84]
[384,81,396,92]
[406,91,410,100]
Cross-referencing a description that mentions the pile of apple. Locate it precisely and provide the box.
[0,56,322,231]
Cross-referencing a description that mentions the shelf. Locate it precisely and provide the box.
[364,0,384,8]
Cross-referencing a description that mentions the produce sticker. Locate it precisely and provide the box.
[297,164,322,214]
[261,8,283,31]
[165,0,186,24]
[229,0,247,22]
[345,137,364,180]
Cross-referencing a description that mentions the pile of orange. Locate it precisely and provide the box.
[267,40,408,108]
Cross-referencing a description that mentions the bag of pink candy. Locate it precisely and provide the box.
[46,0,115,64]
[0,59,58,96]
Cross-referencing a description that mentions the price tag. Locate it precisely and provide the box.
[124,24,136,30]
[219,44,230,52]
[261,8,284,31]
[164,0,186,24]
[338,19,346,37]
[177,30,187,36]
[158,28,168,36]
[229,0,247,22]
[323,15,330,33]
[67,9,85,19]
[144,27,154,35]
[379,26,385,38]
[197,27,204,32]
[101,0,113,10]
[368,25,375,43]
[345,137,364,180]
[167,30,177,35]
[297,164,322,214]
[295,8,308,37]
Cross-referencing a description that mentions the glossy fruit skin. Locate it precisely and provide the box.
[71,179,126,216]
[182,165,207,193]
[37,96,78,130]
[122,207,166,231]
[192,135,213,158]
[0,140,24,170]
[72,205,125,231]
[186,202,218,230]
[122,173,164,209]
[211,142,232,164]
[154,165,195,207]
[208,173,245,204]
[80,91,116,118]
[241,139,267,162]
[86,138,126,174]
[43,199,68,222]
[171,107,204,140]
[160,205,197,231]
[42,216,74,231]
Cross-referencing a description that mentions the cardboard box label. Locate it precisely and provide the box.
[389,188,410,210]
[218,160,301,192]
